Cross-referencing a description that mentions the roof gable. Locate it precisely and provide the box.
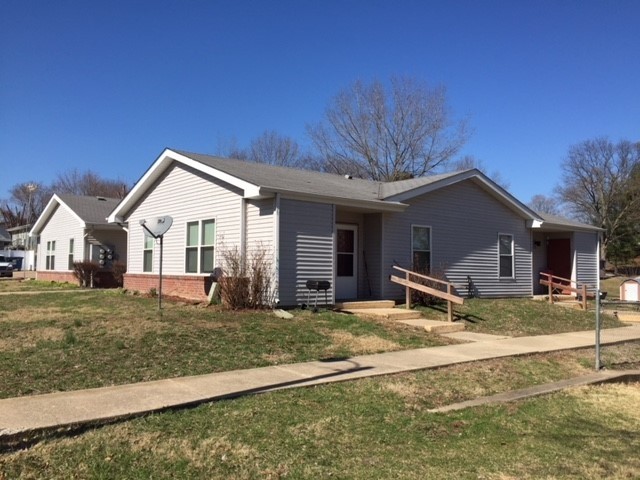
[30,194,120,235]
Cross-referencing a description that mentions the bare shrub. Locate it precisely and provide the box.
[219,243,275,309]
[72,260,101,288]
[410,267,450,306]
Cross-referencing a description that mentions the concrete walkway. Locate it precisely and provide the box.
[2,324,640,441]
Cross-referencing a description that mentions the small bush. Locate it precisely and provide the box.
[148,288,157,297]
[112,261,127,287]
[72,260,101,288]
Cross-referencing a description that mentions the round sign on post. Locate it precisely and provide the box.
[140,216,173,310]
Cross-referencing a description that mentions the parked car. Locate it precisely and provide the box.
[0,255,14,277]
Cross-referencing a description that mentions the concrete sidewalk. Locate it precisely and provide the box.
[2,324,640,441]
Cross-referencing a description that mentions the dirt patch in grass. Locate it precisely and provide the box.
[571,382,640,421]
[0,326,65,350]
[261,352,296,364]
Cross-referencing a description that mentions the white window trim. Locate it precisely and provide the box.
[46,240,56,271]
[142,234,154,273]
[411,224,432,272]
[184,217,217,275]
[68,238,74,271]
[498,233,515,279]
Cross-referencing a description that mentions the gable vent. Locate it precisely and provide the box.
[96,196,107,201]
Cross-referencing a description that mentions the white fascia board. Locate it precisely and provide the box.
[30,194,86,236]
[107,148,261,223]
[527,219,544,229]
[256,188,408,212]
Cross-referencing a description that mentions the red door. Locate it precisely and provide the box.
[547,239,572,282]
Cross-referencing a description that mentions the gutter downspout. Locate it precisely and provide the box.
[274,194,280,305]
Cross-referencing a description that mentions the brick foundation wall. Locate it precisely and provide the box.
[124,274,214,301]
[36,271,119,288]
[36,271,78,284]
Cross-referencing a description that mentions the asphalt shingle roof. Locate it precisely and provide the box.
[57,195,121,225]
[175,150,465,202]
[537,212,601,231]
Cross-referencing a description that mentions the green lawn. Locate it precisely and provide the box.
[0,290,451,399]
[2,289,639,477]
[0,278,79,293]
[418,297,623,335]
[2,347,639,479]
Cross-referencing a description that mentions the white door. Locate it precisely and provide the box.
[335,224,358,300]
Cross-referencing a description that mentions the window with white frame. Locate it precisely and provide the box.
[185,219,215,274]
[412,225,431,273]
[143,234,154,273]
[46,240,56,270]
[498,233,514,278]
[68,238,74,270]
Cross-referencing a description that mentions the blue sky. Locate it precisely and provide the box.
[1,0,639,204]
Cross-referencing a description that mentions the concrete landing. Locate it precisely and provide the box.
[343,307,422,321]
[398,319,465,333]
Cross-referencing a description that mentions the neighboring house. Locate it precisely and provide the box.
[107,148,601,305]
[0,225,11,248]
[30,194,127,284]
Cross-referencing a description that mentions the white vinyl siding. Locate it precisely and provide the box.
[37,204,85,272]
[245,198,275,259]
[383,180,532,298]
[279,199,334,306]
[125,163,243,275]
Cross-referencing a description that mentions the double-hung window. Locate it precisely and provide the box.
[68,238,74,270]
[46,240,56,270]
[412,225,431,273]
[143,234,154,272]
[498,233,514,278]
[185,219,215,274]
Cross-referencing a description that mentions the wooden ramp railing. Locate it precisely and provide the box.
[539,272,590,311]
[390,265,464,322]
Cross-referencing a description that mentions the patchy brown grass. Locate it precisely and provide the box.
[324,331,400,355]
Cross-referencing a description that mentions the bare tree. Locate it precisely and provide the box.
[0,182,51,227]
[528,194,560,216]
[247,130,302,167]
[51,169,129,199]
[451,155,510,189]
[556,137,640,259]
[307,76,469,181]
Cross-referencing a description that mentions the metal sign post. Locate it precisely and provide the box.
[140,216,173,310]
[595,288,601,370]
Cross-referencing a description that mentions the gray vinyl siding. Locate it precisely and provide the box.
[37,204,85,271]
[574,231,599,290]
[125,163,243,275]
[363,213,383,299]
[382,180,533,298]
[279,199,334,306]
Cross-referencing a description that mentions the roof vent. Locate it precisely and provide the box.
[96,196,107,201]
[344,174,353,180]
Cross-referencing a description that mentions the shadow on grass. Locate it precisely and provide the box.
[421,304,487,324]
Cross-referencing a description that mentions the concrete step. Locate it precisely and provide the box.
[335,300,396,310]
[398,319,466,333]
[341,307,422,321]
